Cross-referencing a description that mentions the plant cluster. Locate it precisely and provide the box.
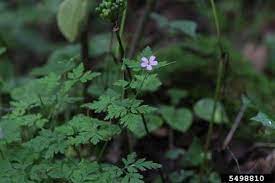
[96,0,126,22]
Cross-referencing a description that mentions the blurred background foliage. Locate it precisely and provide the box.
[1,0,275,181]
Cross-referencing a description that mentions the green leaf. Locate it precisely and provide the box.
[167,88,188,105]
[169,170,195,183]
[241,95,251,107]
[127,115,163,138]
[57,0,90,42]
[151,13,197,38]
[194,98,229,124]
[183,138,205,166]
[160,106,193,132]
[130,74,162,92]
[68,63,84,79]
[62,115,121,145]
[165,148,185,160]
[31,57,77,76]
[0,118,21,143]
[80,71,101,83]
[169,20,197,38]
[82,92,120,113]
[122,152,161,183]
[150,13,169,29]
[251,112,275,129]
[89,33,110,57]
[24,129,69,159]
[0,47,6,55]
[113,80,129,88]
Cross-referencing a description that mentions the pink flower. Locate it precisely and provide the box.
[140,56,158,71]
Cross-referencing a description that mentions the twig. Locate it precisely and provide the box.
[250,142,275,150]
[222,103,247,150]
[128,0,156,58]
[226,147,241,174]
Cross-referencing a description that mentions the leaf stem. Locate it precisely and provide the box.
[222,102,247,150]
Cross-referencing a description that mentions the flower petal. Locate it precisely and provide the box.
[141,62,148,67]
[146,65,153,71]
[149,55,156,62]
[150,60,158,66]
[141,57,149,64]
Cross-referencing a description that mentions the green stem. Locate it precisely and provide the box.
[116,0,128,57]
[115,31,125,61]
[200,0,225,178]
[134,72,149,98]
[204,58,224,152]
[141,114,150,135]
[210,0,220,39]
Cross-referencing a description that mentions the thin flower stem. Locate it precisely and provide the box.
[204,0,222,153]
[210,0,220,39]
[114,29,132,81]
[115,30,125,61]
[204,54,224,152]
[200,0,226,179]
[116,0,128,57]
[135,72,149,98]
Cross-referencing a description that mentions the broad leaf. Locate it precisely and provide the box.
[183,138,205,166]
[0,47,6,55]
[160,106,193,132]
[57,0,90,42]
[167,88,188,105]
[127,115,163,138]
[194,98,228,124]
[251,112,275,129]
